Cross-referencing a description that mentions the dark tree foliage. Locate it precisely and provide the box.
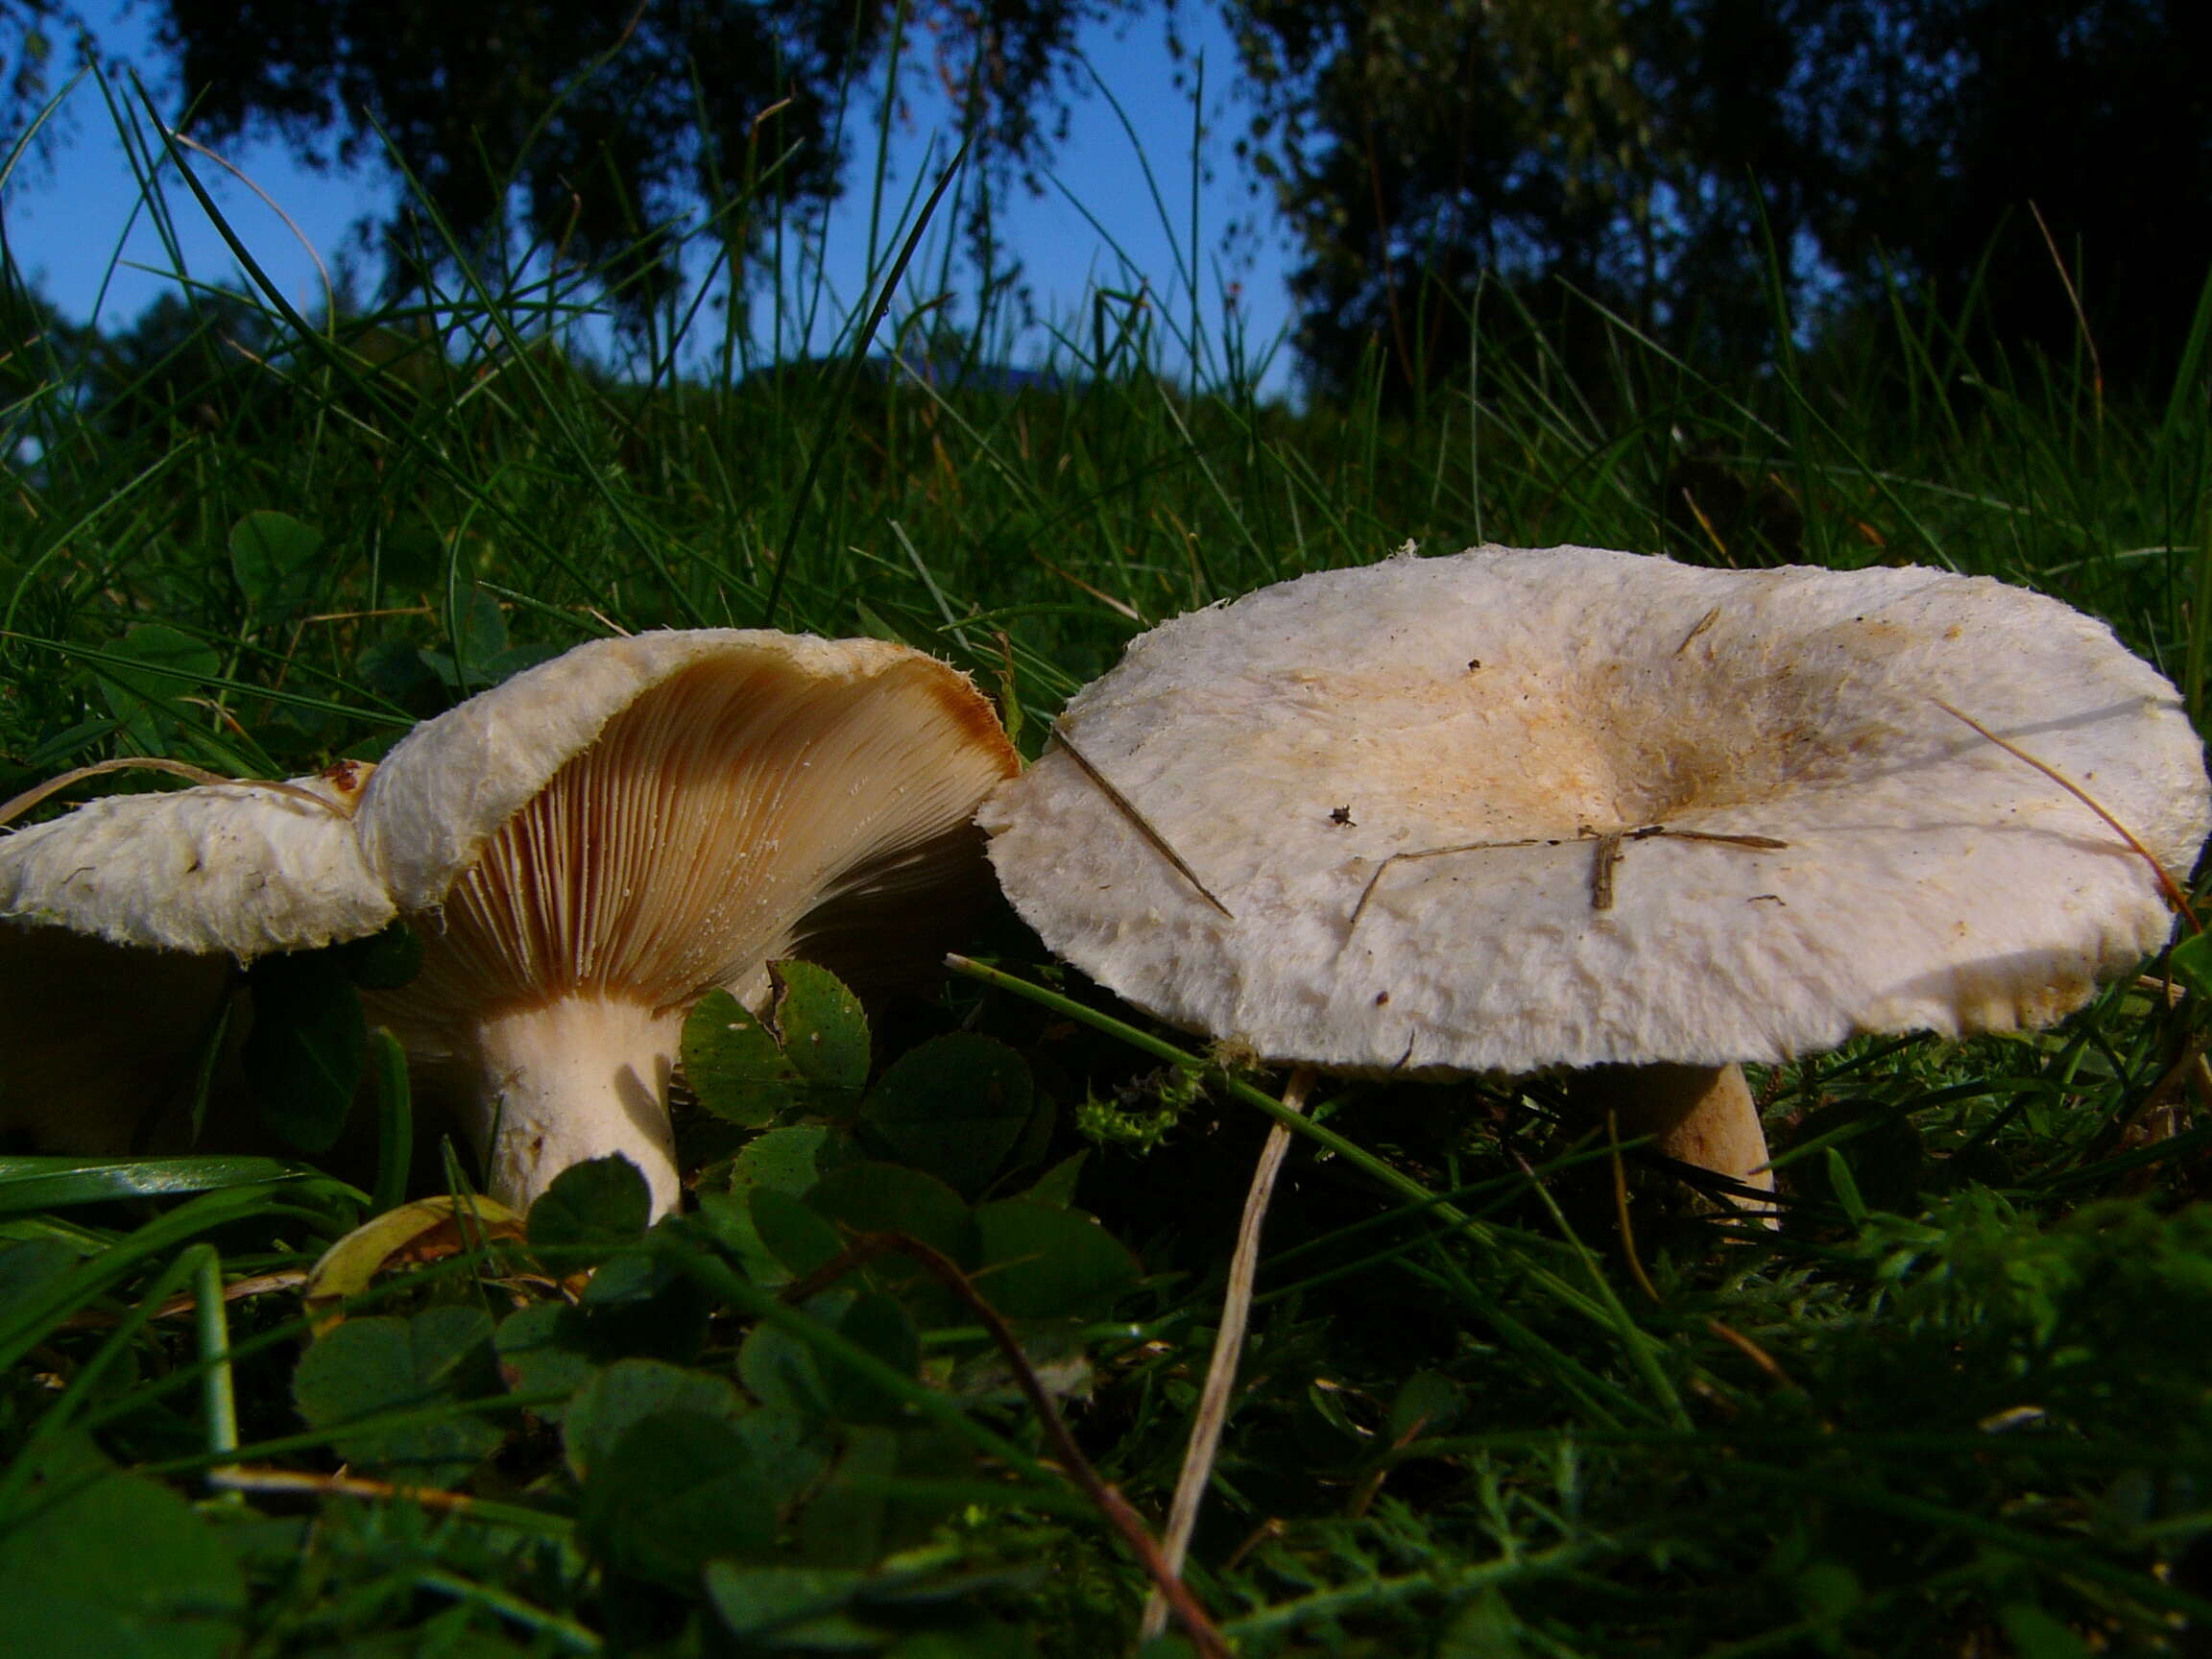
[0,1,89,162]
[1808,0,2212,393]
[1231,0,1761,405]
[0,1,64,117]
[155,0,1118,320]
[1235,0,2212,402]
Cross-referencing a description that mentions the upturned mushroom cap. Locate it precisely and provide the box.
[983,545,2210,1074]
[0,762,381,1156]
[362,629,1017,1030]
[361,629,1018,1211]
[0,763,388,959]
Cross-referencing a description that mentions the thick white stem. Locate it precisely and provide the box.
[461,995,685,1217]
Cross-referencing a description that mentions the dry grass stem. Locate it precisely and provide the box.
[1933,698,2199,928]
[1348,823,1789,931]
[1140,1065,1317,1644]
[1606,1110,1663,1304]
[0,757,357,829]
[60,1271,307,1332]
[207,1465,493,1514]
[1053,723,1233,917]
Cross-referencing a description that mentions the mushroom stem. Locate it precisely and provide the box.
[461,996,685,1217]
[1571,1062,1778,1225]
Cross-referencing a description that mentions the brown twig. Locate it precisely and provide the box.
[166,131,337,322]
[1588,830,1627,910]
[1031,553,1142,622]
[301,605,438,624]
[0,757,352,829]
[1348,836,1546,932]
[1675,605,1723,654]
[783,1233,1230,1659]
[206,1464,491,1514]
[2115,1031,2212,1137]
[1349,823,1788,931]
[1703,1318,1800,1393]
[2029,200,2103,424]
[1342,1415,1438,1523]
[1219,1515,1286,1575]
[748,95,796,138]
[59,1271,306,1332]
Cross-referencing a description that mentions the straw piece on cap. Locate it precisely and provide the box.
[0,762,389,961]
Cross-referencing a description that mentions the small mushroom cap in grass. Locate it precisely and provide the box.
[0,762,381,1156]
[0,762,388,960]
[983,545,2210,1076]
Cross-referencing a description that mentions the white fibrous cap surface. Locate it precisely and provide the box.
[0,765,392,959]
[982,545,2212,1073]
[363,629,1018,1050]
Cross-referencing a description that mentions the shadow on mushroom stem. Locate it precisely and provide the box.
[1567,1062,1780,1228]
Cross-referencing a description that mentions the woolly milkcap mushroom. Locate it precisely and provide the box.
[0,761,387,1153]
[0,635,1016,1213]
[983,544,2212,1198]
[356,630,1016,1217]
[0,759,389,957]
[988,543,2210,1629]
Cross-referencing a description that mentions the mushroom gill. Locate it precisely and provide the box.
[363,636,1017,1216]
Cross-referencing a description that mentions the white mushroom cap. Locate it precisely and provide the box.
[0,763,388,959]
[983,545,2211,1074]
[0,762,379,1157]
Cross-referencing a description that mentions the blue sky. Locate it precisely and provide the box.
[3,2,1301,394]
